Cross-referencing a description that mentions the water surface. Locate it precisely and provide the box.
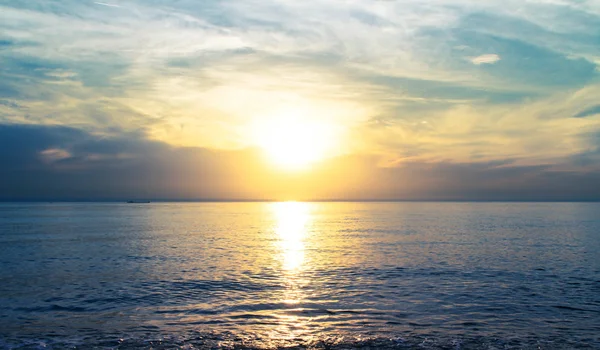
[1,202,599,349]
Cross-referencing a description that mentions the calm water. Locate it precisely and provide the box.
[0,202,599,349]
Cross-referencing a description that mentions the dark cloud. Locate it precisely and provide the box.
[0,124,86,165]
[378,161,600,201]
[0,39,14,48]
[0,124,237,200]
[573,105,600,119]
[1,123,599,201]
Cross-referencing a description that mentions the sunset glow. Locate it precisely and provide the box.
[253,114,339,171]
[3,1,600,348]
[1,0,600,201]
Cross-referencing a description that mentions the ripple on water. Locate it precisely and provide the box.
[1,202,599,349]
[1,333,598,350]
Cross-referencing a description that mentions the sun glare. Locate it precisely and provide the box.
[271,201,311,271]
[252,114,338,170]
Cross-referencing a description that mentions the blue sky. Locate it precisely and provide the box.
[1,0,600,200]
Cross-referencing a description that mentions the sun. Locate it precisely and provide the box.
[252,114,338,170]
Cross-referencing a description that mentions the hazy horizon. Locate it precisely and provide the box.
[3,198,600,203]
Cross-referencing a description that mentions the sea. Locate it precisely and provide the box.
[0,202,599,349]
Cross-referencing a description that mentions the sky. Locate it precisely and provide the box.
[1,0,600,201]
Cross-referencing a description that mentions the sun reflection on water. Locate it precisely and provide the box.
[271,201,311,272]
[269,202,315,341]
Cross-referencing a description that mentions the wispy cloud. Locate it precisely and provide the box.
[573,105,600,119]
[470,54,501,65]
[93,2,121,8]
[0,0,599,174]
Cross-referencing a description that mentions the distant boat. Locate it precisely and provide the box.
[126,200,151,203]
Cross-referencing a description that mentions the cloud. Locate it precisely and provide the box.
[470,54,501,65]
[93,2,121,8]
[1,123,600,201]
[573,105,600,119]
[0,0,600,199]
[40,148,72,163]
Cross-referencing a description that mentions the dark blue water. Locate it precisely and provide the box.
[1,202,599,349]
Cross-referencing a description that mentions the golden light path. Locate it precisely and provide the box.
[271,201,311,271]
[269,201,314,341]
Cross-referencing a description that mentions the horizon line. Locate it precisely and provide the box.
[1,199,600,203]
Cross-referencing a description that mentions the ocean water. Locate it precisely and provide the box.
[0,202,599,349]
